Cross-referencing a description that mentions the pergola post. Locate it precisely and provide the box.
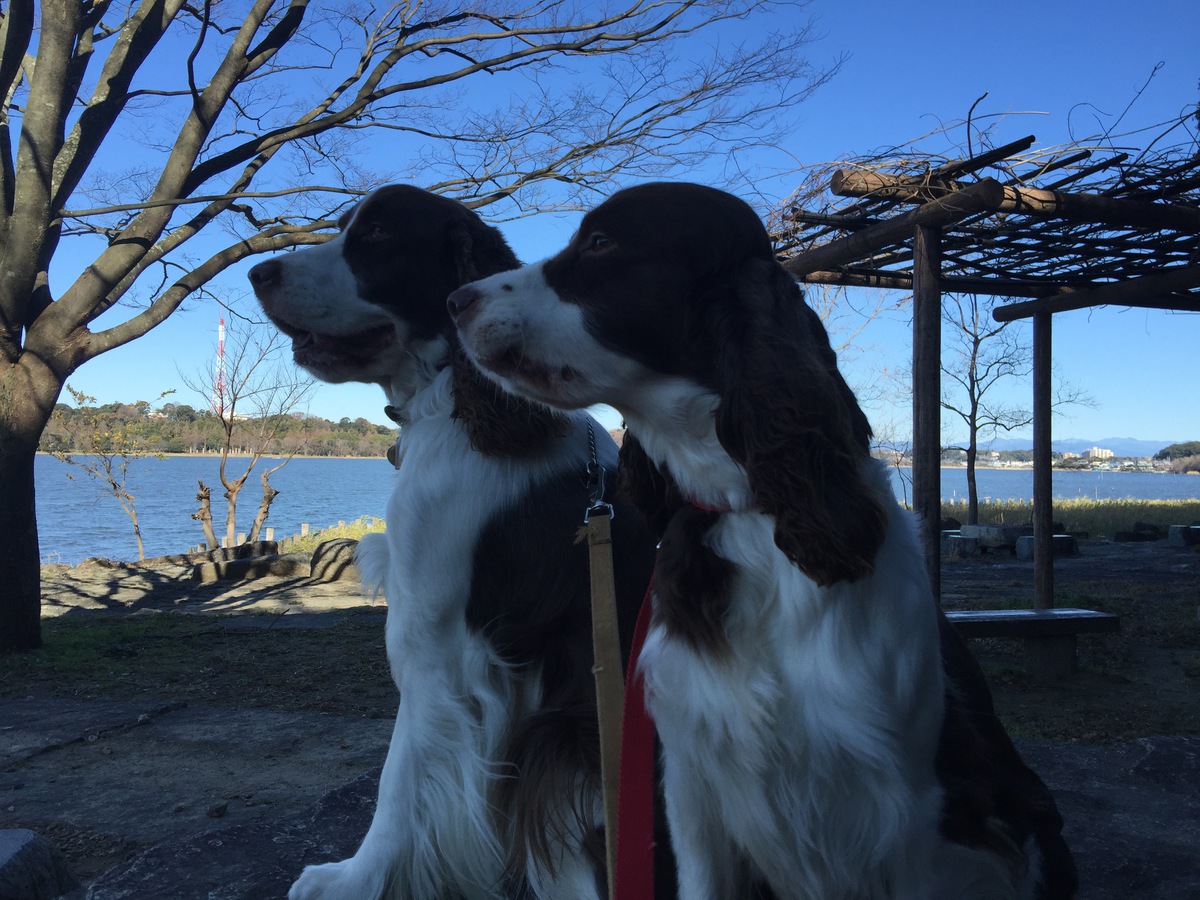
[912,225,942,600]
[1032,311,1054,610]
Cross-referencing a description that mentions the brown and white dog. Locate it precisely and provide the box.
[451,182,1078,900]
[249,185,663,900]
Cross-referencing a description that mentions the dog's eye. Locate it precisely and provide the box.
[583,232,612,254]
[361,222,388,242]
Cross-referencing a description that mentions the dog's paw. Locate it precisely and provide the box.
[289,860,383,900]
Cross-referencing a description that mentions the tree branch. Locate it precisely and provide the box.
[81,224,330,357]
[52,0,187,214]
[0,0,79,360]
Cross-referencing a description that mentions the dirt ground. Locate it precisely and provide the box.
[1,538,1198,889]
[940,538,1200,742]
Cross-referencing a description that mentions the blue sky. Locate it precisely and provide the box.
[60,0,1199,446]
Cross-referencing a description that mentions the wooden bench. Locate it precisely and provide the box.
[946,608,1121,680]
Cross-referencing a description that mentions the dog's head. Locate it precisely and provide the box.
[452,182,885,584]
[250,184,569,454]
[249,184,519,389]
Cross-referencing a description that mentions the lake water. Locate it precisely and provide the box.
[36,454,397,565]
[34,455,1200,565]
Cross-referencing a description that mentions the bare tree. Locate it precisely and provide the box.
[181,312,314,551]
[52,386,171,561]
[941,293,1093,524]
[940,293,1031,524]
[0,0,835,650]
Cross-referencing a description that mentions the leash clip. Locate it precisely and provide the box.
[585,460,614,523]
[583,421,614,523]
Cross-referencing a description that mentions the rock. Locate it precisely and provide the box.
[309,539,361,583]
[0,829,79,900]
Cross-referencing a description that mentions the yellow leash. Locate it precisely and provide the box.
[576,424,625,900]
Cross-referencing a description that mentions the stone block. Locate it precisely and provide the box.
[958,523,1032,548]
[0,829,79,900]
[310,539,361,583]
[1168,525,1200,547]
[1015,534,1079,560]
[191,553,311,584]
[939,530,960,556]
[947,535,979,559]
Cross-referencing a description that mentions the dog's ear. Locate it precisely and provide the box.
[450,350,571,457]
[449,214,520,284]
[714,258,886,586]
[445,211,565,455]
[617,431,683,540]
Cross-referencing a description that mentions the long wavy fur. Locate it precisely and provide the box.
[445,211,572,456]
[714,258,887,587]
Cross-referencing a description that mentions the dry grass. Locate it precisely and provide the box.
[283,515,386,555]
[942,498,1200,538]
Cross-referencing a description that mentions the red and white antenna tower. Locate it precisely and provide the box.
[211,315,227,416]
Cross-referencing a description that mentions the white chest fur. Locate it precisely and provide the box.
[638,467,949,899]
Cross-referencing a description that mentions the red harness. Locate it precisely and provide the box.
[613,581,656,899]
[615,501,732,898]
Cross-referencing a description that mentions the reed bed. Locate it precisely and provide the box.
[282,515,386,554]
[288,503,1200,550]
[941,498,1200,538]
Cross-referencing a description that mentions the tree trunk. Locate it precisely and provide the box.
[0,440,41,651]
[224,484,241,547]
[0,356,62,652]
[129,508,146,561]
[113,483,146,561]
[966,438,979,525]
[247,470,280,543]
[192,480,219,550]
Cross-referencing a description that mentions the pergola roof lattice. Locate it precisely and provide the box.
[776,117,1200,318]
[769,111,1199,612]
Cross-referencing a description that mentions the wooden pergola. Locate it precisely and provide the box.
[775,117,1200,609]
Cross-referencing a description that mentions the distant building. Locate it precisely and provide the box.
[1084,447,1114,460]
[1060,451,1080,459]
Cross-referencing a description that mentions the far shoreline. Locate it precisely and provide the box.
[38,452,1193,471]
[37,450,391,462]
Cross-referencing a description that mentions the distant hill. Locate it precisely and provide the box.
[962,436,1185,458]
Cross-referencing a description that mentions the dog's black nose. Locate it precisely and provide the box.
[447,285,481,321]
[248,259,280,290]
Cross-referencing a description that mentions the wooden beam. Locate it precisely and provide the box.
[1032,312,1054,612]
[785,178,1005,278]
[992,266,1200,320]
[798,269,1084,298]
[931,135,1037,179]
[912,225,942,602]
[832,170,1200,233]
